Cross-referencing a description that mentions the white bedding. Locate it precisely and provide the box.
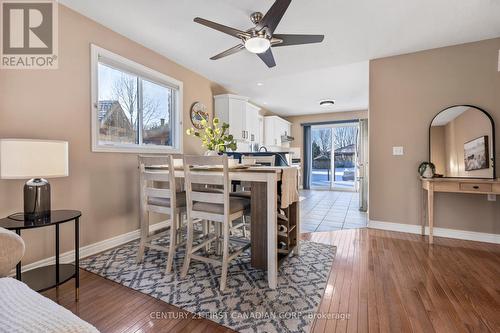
[0,277,99,333]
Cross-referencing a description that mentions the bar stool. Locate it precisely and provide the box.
[137,155,185,274]
[181,155,250,291]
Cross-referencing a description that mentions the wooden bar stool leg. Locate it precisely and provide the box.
[181,214,194,278]
[202,220,210,253]
[166,209,177,274]
[216,222,223,256]
[242,216,248,238]
[220,221,230,292]
[136,211,148,264]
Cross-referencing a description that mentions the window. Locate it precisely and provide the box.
[91,45,183,153]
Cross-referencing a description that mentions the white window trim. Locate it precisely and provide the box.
[90,44,183,154]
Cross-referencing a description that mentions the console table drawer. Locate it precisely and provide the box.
[459,183,492,192]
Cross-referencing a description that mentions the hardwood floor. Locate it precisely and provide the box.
[43,229,500,333]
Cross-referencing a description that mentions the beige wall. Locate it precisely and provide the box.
[370,37,500,234]
[285,110,368,180]
[286,110,368,150]
[0,5,228,264]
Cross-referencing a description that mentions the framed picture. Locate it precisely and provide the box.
[464,136,489,171]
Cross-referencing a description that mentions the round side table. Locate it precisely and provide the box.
[0,210,81,300]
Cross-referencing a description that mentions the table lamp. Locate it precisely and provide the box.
[0,139,69,220]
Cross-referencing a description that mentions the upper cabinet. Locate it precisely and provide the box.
[245,103,261,143]
[214,94,247,141]
[264,116,291,147]
[214,94,261,150]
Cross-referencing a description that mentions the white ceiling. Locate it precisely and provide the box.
[431,106,468,126]
[60,0,500,116]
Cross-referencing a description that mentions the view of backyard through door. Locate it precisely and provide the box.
[301,120,368,233]
[311,123,359,191]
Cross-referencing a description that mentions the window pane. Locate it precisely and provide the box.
[142,78,173,146]
[97,63,138,144]
[311,128,332,188]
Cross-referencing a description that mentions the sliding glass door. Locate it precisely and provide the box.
[311,122,359,191]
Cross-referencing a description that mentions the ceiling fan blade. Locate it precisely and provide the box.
[210,44,245,60]
[194,17,250,39]
[256,0,291,34]
[257,48,276,68]
[272,34,324,47]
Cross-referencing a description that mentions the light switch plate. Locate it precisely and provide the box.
[393,146,404,156]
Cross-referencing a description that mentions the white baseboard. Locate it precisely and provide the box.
[10,220,169,276]
[368,220,500,244]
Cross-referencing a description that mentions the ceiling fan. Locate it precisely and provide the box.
[194,0,324,68]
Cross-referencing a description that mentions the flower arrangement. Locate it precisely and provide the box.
[186,117,237,153]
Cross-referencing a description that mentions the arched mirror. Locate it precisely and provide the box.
[429,105,495,179]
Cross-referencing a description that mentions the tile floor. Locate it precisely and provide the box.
[299,190,367,233]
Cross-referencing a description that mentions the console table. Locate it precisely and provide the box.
[0,210,81,300]
[421,178,500,244]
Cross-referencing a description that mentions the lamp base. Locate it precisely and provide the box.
[24,178,51,220]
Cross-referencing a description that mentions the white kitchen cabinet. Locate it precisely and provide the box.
[245,103,260,143]
[264,116,291,148]
[257,115,264,146]
[214,94,248,141]
[214,94,261,150]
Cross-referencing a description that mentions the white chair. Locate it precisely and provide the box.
[243,155,276,167]
[231,155,276,237]
[181,155,250,291]
[231,155,275,201]
[137,155,185,274]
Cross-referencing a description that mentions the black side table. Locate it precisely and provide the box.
[0,210,81,300]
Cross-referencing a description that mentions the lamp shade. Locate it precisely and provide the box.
[0,139,69,179]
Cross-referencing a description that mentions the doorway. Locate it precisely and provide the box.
[311,122,359,191]
[301,119,368,233]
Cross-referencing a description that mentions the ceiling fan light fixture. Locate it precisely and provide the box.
[244,37,270,54]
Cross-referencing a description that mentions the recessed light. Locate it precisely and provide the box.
[319,99,335,107]
[256,82,264,86]
[263,101,268,105]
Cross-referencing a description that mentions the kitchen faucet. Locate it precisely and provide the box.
[258,146,268,152]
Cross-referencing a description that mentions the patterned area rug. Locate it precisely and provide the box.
[80,238,336,333]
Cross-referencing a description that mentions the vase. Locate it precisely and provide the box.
[422,165,434,178]
[418,162,435,178]
[204,150,219,156]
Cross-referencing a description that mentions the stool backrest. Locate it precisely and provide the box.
[138,155,180,215]
[244,155,275,166]
[183,155,230,222]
